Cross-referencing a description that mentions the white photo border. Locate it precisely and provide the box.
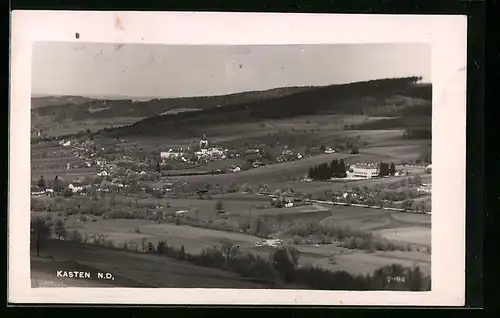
[9,11,467,306]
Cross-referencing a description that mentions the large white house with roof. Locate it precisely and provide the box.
[348,162,380,179]
[160,148,186,160]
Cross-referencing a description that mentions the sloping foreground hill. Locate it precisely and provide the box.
[102,77,431,139]
[31,239,290,288]
[31,86,318,124]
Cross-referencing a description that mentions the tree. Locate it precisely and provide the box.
[389,162,396,176]
[147,242,154,252]
[221,239,236,262]
[215,200,224,215]
[379,162,390,177]
[54,220,67,240]
[350,146,359,154]
[179,245,186,259]
[53,176,64,193]
[407,266,424,291]
[31,217,52,257]
[156,240,167,253]
[272,247,299,283]
[320,144,326,152]
[37,176,46,188]
[308,167,314,179]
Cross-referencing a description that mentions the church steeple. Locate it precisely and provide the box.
[200,133,209,149]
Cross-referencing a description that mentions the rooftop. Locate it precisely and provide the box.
[351,162,380,169]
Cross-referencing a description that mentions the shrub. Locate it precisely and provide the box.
[53,220,67,240]
[67,229,83,243]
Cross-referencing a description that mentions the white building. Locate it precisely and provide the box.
[195,148,209,157]
[208,147,224,157]
[349,163,380,179]
[160,149,185,160]
[97,170,109,177]
[230,165,241,172]
[417,183,432,193]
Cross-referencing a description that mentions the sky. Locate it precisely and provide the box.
[32,42,431,99]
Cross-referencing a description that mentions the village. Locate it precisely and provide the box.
[31,131,432,217]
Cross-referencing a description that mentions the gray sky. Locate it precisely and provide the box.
[32,42,431,99]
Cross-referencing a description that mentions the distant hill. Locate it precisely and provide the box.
[31,96,97,109]
[101,77,432,139]
[31,86,319,123]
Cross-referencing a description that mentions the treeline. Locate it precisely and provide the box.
[308,159,347,180]
[379,162,397,177]
[33,218,430,291]
[285,220,430,253]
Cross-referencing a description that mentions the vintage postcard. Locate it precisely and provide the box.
[9,11,467,306]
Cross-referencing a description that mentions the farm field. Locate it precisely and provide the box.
[31,167,97,179]
[60,219,431,277]
[166,154,431,189]
[32,117,144,137]
[31,239,281,289]
[320,205,430,230]
[52,201,431,277]
[168,153,356,185]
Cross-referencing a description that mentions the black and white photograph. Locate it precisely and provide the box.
[10,11,467,306]
[29,41,433,290]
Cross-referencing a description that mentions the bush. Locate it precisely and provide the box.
[67,230,83,243]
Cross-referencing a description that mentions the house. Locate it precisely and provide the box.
[68,183,84,193]
[425,164,432,173]
[349,163,380,179]
[252,160,264,168]
[160,149,185,160]
[208,147,224,157]
[281,146,292,156]
[229,165,241,172]
[417,183,432,193]
[97,170,109,177]
[195,148,209,157]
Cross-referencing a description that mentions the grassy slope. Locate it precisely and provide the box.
[31,239,282,288]
[58,216,430,277]
[31,86,318,128]
[102,78,431,139]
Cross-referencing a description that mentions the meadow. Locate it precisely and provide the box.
[31,239,278,288]
[32,188,431,278]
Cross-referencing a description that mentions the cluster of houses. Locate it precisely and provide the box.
[160,135,229,164]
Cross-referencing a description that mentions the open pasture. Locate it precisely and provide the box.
[31,167,97,179]
[319,205,430,242]
[169,153,354,185]
[373,227,431,246]
[361,144,428,163]
[192,158,247,172]
[32,239,273,288]
[64,217,430,277]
